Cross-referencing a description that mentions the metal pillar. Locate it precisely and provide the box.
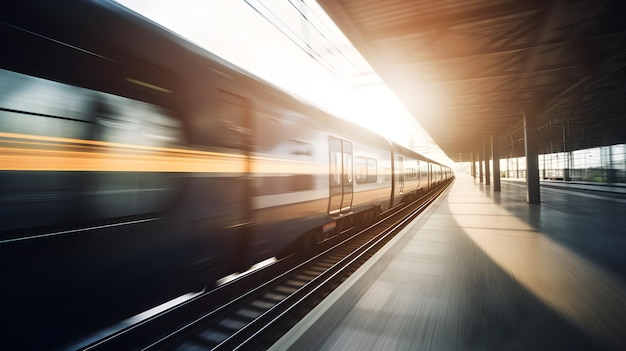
[524,108,540,204]
[492,136,501,192]
[471,151,476,178]
[484,141,491,185]
[478,147,484,183]
[608,145,616,183]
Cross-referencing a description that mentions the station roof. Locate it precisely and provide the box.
[319,0,626,160]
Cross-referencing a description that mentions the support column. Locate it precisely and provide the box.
[524,108,540,204]
[484,141,491,185]
[478,147,484,183]
[471,151,476,178]
[492,136,501,192]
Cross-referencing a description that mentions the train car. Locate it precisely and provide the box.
[211,73,396,273]
[0,1,452,348]
[391,146,456,205]
[390,143,436,206]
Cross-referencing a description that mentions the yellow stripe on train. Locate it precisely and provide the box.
[0,132,324,174]
[0,147,247,173]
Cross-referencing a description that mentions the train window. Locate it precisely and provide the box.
[289,174,314,191]
[346,155,353,183]
[0,69,183,146]
[91,92,183,147]
[421,162,429,179]
[328,136,343,214]
[356,157,367,183]
[355,157,378,184]
[416,161,420,180]
[329,136,342,186]
[289,139,313,156]
[331,151,342,186]
[0,69,92,139]
[0,68,184,233]
[340,140,354,210]
[213,91,248,149]
[367,158,377,183]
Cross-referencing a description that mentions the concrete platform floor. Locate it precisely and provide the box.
[271,174,626,351]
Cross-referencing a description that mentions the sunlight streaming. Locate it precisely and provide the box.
[449,184,626,348]
[115,0,452,165]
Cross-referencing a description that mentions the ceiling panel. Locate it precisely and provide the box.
[320,0,626,160]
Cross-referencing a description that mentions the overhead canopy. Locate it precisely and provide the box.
[319,0,626,160]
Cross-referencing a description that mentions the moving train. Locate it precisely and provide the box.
[0,0,453,347]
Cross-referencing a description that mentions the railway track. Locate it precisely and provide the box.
[77,181,452,351]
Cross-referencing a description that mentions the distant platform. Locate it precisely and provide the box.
[272,174,626,351]
[503,177,626,195]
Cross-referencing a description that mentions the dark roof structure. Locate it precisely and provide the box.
[319,0,626,160]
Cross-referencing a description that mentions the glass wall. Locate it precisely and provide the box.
[499,144,626,184]
[501,155,526,180]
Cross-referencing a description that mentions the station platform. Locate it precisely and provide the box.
[503,177,626,196]
[271,174,626,351]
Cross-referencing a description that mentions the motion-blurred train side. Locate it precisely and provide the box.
[0,1,453,348]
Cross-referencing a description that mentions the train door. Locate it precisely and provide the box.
[397,156,405,194]
[416,160,421,189]
[214,90,253,271]
[215,89,252,224]
[328,136,353,215]
[428,163,433,188]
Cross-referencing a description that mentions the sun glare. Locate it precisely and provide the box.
[412,84,446,119]
[116,0,452,165]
